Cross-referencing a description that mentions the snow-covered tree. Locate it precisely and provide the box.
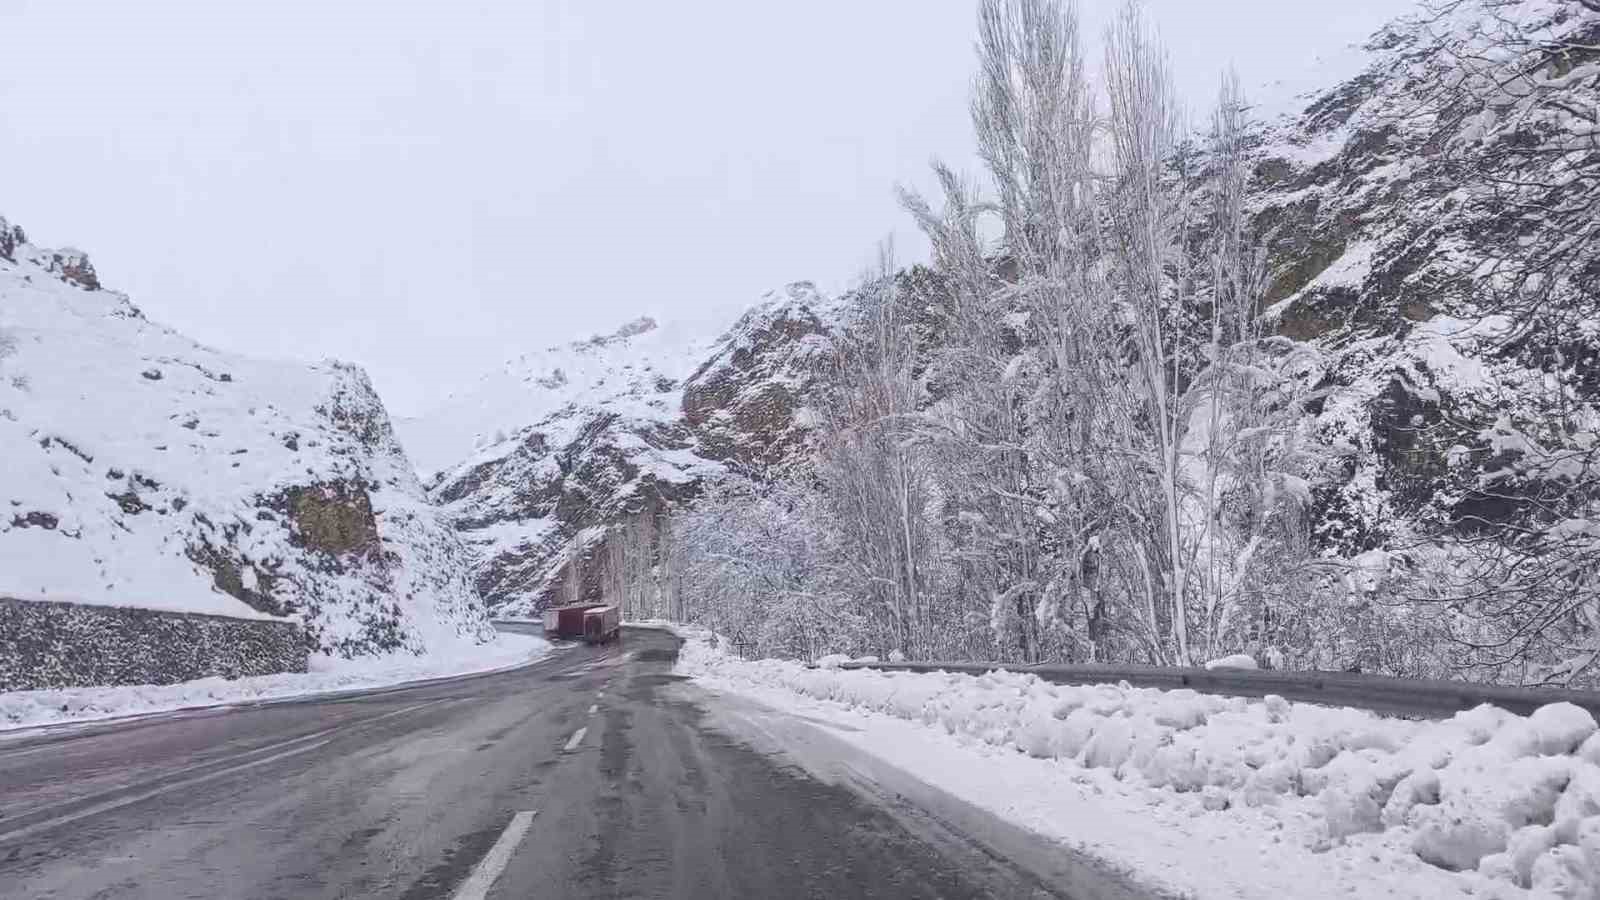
[811,245,945,658]
[1375,0,1600,682]
[653,0,1598,686]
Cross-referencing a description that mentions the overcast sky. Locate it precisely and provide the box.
[0,0,1413,415]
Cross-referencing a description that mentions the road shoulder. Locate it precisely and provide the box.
[685,681,1166,900]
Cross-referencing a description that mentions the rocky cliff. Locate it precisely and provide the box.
[0,216,493,658]
[404,284,840,616]
[1250,0,1599,567]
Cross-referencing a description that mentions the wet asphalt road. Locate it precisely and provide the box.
[0,627,1147,900]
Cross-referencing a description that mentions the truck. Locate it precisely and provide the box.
[581,605,621,644]
[542,602,621,644]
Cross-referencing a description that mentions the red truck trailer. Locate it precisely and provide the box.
[542,602,621,643]
[543,603,601,638]
[581,605,621,644]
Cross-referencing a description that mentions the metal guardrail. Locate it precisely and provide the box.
[835,659,1600,719]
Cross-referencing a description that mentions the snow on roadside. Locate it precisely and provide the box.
[671,626,1600,899]
[1204,653,1259,671]
[0,633,554,733]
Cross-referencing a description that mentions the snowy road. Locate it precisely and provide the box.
[0,628,1147,899]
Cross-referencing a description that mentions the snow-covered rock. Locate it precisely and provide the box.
[680,282,839,472]
[403,284,842,616]
[1213,0,1600,680]
[396,314,715,481]
[1252,0,1600,563]
[0,215,492,660]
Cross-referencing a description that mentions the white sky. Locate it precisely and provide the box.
[0,0,1413,415]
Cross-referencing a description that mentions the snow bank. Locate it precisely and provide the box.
[1204,653,1259,670]
[675,629,1600,899]
[0,632,552,733]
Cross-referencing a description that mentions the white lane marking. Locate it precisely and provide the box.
[563,726,587,751]
[587,704,597,715]
[0,699,447,844]
[450,810,538,900]
[596,691,605,699]
[0,738,331,845]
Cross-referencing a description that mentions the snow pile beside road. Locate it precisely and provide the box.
[1204,653,1258,670]
[676,630,1600,899]
[0,632,552,733]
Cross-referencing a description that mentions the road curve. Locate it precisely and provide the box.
[0,627,1152,899]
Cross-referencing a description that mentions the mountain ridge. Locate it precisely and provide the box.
[408,282,841,615]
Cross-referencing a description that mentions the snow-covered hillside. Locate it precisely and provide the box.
[395,315,719,481]
[0,216,492,657]
[405,284,840,615]
[1242,0,1600,677]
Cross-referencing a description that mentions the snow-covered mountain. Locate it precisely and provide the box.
[396,315,718,481]
[403,283,839,616]
[0,216,492,657]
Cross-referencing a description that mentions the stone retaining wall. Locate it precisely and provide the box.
[0,596,308,692]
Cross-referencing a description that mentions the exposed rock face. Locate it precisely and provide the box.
[0,220,24,264]
[282,481,381,558]
[413,285,841,616]
[0,215,493,663]
[1249,0,1600,557]
[0,216,99,291]
[436,413,709,613]
[682,283,836,473]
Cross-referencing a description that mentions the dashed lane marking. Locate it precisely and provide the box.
[563,726,587,751]
[450,810,537,900]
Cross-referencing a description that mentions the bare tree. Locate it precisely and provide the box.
[898,0,1317,666]
[1098,1,1198,662]
[669,474,864,660]
[901,0,1103,663]
[810,244,946,657]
